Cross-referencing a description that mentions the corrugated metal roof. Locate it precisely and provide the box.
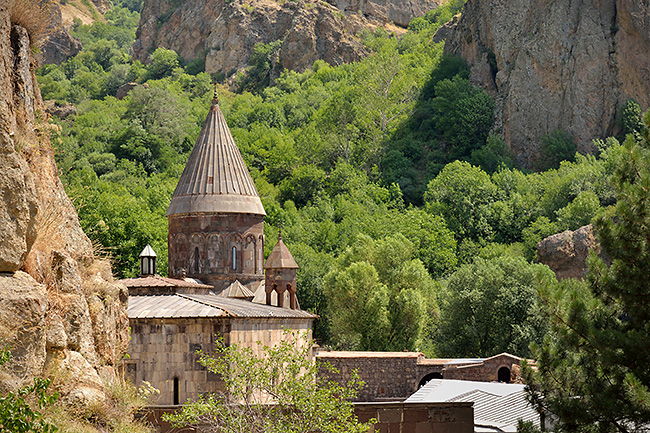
[182,293,317,319]
[406,379,540,433]
[128,295,227,318]
[128,293,318,319]
[264,238,298,269]
[166,95,265,217]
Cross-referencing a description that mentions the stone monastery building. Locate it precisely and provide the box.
[120,92,316,405]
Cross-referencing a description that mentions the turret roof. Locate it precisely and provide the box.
[264,237,299,269]
[166,92,265,217]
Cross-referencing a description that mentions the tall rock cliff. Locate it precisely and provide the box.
[133,0,441,76]
[440,0,650,167]
[1,3,129,405]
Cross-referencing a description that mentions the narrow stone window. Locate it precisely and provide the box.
[194,247,199,273]
[232,246,237,270]
[173,376,180,405]
[258,247,262,274]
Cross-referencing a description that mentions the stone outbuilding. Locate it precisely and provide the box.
[316,351,528,402]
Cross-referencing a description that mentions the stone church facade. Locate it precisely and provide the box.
[120,91,315,405]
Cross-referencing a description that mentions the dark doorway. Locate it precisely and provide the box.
[173,376,180,405]
[418,372,443,388]
[498,367,511,383]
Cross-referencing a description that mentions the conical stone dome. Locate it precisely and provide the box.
[166,93,265,216]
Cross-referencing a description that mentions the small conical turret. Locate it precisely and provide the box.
[264,229,299,309]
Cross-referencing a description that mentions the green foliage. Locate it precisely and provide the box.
[525,112,650,432]
[324,234,438,351]
[536,129,577,171]
[618,98,643,135]
[164,331,373,433]
[0,350,59,433]
[425,161,499,242]
[470,132,514,173]
[146,47,180,80]
[237,40,282,94]
[435,256,555,358]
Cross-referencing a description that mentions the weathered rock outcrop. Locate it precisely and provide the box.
[537,224,608,280]
[440,0,650,168]
[133,0,440,76]
[1,3,129,405]
[39,0,108,65]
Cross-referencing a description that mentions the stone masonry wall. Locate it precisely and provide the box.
[229,318,313,359]
[317,352,525,401]
[355,402,474,433]
[167,213,264,291]
[127,318,227,405]
[433,354,523,383]
[142,401,475,433]
[128,317,313,405]
[317,353,424,401]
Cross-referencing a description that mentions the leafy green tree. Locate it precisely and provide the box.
[324,234,438,351]
[164,331,372,433]
[618,98,643,135]
[435,256,555,358]
[536,129,577,171]
[525,114,650,433]
[470,132,515,173]
[425,160,499,243]
[146,47,180,80]
[555,190,601,231]
[237,40,282,94]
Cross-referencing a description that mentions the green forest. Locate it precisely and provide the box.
[37,0,647,360]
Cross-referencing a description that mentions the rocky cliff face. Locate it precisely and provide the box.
[133,0,440,76]
[39,0,109,65]
[0,4,129,405]
[441,0,650,168]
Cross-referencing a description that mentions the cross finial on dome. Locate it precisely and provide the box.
[278,224,282,240]
[212,85,219,106]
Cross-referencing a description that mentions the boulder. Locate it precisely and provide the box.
[537,224,608,280]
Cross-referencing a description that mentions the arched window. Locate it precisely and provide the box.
[258,247,263,274]
[498,367,511,383]
[173,376,180,405]
[232,246,237,270]
[194,247,199,273]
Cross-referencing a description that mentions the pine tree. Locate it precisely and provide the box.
[525,111,650,433]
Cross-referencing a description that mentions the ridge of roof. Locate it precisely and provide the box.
[119,274,213,289]
[166,96,265,216]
